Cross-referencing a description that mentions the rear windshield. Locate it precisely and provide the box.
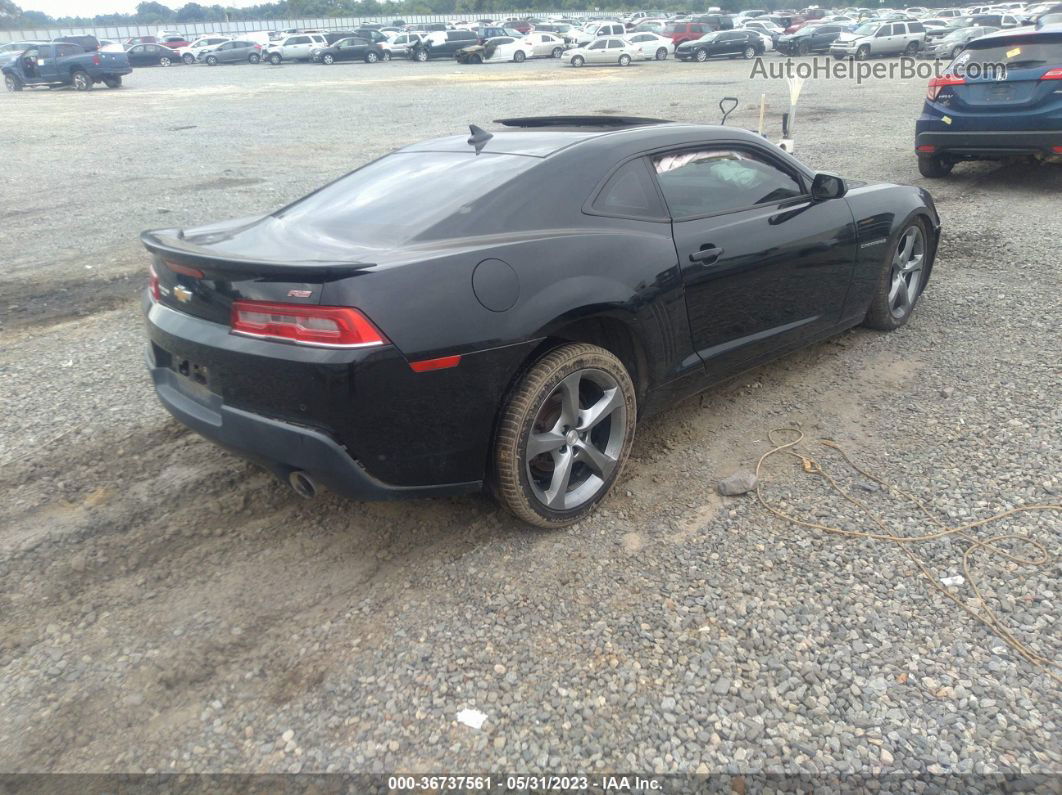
[961,35,1062,69]
[273,152,537,245]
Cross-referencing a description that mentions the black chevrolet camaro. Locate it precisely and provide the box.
[142,117,940,527]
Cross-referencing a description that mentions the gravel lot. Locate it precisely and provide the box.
[0,55,1059,778]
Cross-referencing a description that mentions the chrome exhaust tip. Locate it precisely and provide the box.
[288,470,318,499]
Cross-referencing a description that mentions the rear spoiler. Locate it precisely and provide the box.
[140,230,377,279]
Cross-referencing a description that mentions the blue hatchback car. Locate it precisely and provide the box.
[915,24,1062,176]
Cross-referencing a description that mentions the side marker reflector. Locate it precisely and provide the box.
[410,355,462,372]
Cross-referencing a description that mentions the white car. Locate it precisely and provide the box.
[176,35,232,65]
[382,32,422,57]
[571,21,628,47]
[523,31,568,57]
[625,31,675,59]
[262,33,328,64]
[456,36,534,63]
[565,37,643,66]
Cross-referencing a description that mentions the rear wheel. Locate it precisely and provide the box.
[269,53,282,64]
[159,56,172,66]
[743,45,756,58]
[552,46,563,57]
[493,343,637,528]
[205,54,218,65]
[571,54,584,66]
[863,219,929,331]
[695,48,708,62]
[71,70,91,90]
[917,153,954,178]
[365,51,379,63]
[414,48,428,62]
[904,40,919,55]
[248,53,260,64]
[102,75,122,88]
[618,53,631,66]
[655,47,667,60]
[514,50,526,62]
[5,73,23,92]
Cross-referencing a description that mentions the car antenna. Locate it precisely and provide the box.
[467,124,493,155]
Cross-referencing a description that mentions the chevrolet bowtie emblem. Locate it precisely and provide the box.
[173,285,193,303]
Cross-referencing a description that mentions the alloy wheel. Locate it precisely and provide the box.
[160,56,171,66]
[525,368,627,511]
[889,226,925,318]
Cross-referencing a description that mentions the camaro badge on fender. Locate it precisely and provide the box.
[173,285,193,303]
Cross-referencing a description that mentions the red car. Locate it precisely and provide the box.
[503,18,532,33]
[123,36,158,47]
[159,35,192,50]
[663,20,712,45]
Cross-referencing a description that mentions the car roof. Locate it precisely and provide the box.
[399,119,798,161]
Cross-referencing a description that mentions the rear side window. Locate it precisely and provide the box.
[591,159,666,219]
[910,23,925,32]
[652,149,804,218]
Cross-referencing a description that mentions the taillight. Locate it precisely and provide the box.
[916,144,936,153]
[163,260,204,279]
[1041,68,1062,80]
[92,53,101,65]
[148,263,160,301]
[230,300,388,348]
[926,74,965,100]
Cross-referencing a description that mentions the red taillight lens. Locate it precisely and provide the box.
[409,355,461,372]
[148,263,160,301]
[926,74,965,100]
[230,300,388,348]
[1053,145,1062,154]
[1042,68,1062,80]
[916,144,937,153]
[92,53,101,65]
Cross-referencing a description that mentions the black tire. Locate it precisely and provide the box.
[414,48,428,62]
[743,45,756,59]
[514,50,526,62]
[951,44,963,58]
[618,53,631,66]
[470,54,483,63]
[493,343,637,528]
[798,40,810,55]
[205,55,218,66]
[655,47,667,60]
[322,53,334,64]
[5,73,23,92]
[182,53,195,64]
[571,54,584,67]
[863,217,930,331]
[269,53,282,65]
[855,44,870,60]
[552,46,563,58]
[695,48,708,62]
[904,41,919,55]
[71,70,92,90]
[159,56,172,67]
[365,51,379,63]
[917,153,954,178]
[249,53,260,64]
[102,75,122,88]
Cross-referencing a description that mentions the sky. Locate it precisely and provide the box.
[25,0,260,16]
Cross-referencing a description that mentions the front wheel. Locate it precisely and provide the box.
[552,46,563,58]
[917,153,954,178]
[655,47,667,60]
[159,56,172,66]
[514,50,526,62]
[269,53,282,65]
[382,51,391,61]
[248,53,260,64]
[71,70,91,90]
[904,41,919,55]
[951,45,963,58]
[102,75,122,88]
[414,48,428,62]
[743,45,756,59]
[493,343,637,528]
[863,219,929,331]
[205,55,218,66]
[855,45,870,60]
[618,53,631,66]
[182,53,195,64]
[365,51,379,63]
[322,53,334,64]
[695,48,708,62]
[5,73,23,91]
[571,55,584,67]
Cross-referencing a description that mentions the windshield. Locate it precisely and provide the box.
[274,152,537,246]
[852,22,879,35]
[961,36,1062,69]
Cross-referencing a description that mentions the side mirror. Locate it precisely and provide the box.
[811,172,847,201]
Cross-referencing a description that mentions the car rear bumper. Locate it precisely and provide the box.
[148,352,481,500]
[915,128,1061,157]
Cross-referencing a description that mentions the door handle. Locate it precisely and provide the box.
[689,246,724,264]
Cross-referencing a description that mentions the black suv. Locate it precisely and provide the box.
[409,29,478,61]
[776,23,846,55]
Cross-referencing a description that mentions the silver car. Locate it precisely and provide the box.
[830,20,928,58]
[565,37,642,66]
[199,39,263,65]
[921,25,998,59]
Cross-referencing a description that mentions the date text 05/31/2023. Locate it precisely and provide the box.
[388,775,663,791]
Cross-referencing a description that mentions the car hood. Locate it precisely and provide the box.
[833,32,866,42]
